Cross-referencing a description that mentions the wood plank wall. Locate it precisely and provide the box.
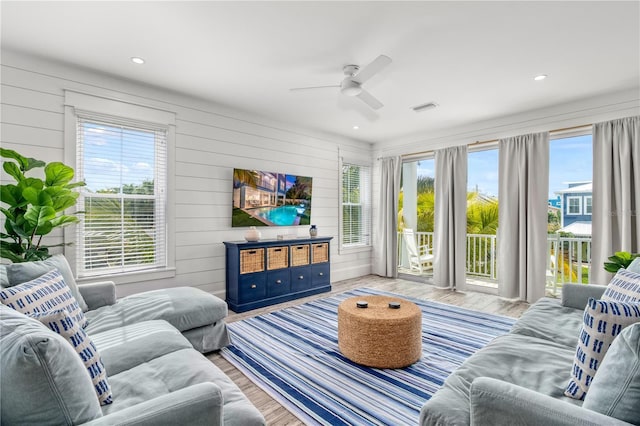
[0,50,373,298]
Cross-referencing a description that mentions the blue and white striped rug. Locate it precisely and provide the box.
[220,288,515,425]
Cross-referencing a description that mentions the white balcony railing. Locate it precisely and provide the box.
[398,231,592,294]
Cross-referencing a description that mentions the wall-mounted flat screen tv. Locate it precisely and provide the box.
[232,168,312,227]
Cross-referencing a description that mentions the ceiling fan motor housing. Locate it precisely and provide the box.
[341,78,362,96]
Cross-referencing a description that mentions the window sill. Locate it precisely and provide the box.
[78,267,176,286]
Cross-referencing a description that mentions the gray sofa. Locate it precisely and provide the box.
[420,283,639,426]
[0,255,265,425]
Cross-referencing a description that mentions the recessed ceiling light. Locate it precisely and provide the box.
[353,125,359,130]
[534,74,547,81]
[131,57,145,65]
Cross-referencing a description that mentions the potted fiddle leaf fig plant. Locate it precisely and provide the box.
[604,251,640,273]
[0,148,85,263]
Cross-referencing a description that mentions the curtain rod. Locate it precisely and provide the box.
[384,123,592,160]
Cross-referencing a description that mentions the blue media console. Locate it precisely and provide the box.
[223,237,332,312]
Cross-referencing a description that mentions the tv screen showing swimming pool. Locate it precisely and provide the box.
[232,168,312,227]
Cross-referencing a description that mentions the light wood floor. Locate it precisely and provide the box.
[207,275,530,425]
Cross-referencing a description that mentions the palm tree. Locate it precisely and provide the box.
[466,192,499,234]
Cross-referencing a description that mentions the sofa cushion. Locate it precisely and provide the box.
[565,298,640,400]
[103,348,265,426]
[0,269,87,328]
[510,297,584,347]
[420,332,579,426]
[0,304,102,425]
[583,323,640,425]
[84,286,228,334]
[30,309,113,405]
[4,254,89,311]
[602,268,640,303]
[91,320,194,375]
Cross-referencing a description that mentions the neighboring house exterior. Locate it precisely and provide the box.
[554,181,592,236]
[548,196,562,209]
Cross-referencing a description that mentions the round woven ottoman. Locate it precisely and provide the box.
[337,295,422,368]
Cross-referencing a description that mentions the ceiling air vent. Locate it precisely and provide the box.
[412,102,438,112]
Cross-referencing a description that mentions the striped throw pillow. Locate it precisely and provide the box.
[565,298,640,400]
[602,268,640,303]
[30,309,113,405]
[0,269,87,328]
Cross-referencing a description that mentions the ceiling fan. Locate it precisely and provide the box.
[290,54,392,110]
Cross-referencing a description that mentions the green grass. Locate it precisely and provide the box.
[232,208,266,227]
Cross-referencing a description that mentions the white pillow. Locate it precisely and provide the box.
[565,298,640,399]
[0,269,87,328]
[31,309,113,405]
[602,268,640,303]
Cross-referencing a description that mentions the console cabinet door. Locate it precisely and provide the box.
[311,263,330,287]
[291,266,311,292]
[267,270,291,297]
[238,273,267,303]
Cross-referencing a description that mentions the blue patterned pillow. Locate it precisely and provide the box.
[565,298,640,400]
[602,268,640,303]
[0,269,87,328]
[30,309,113,405]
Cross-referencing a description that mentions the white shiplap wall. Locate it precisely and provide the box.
[0,50,373,298]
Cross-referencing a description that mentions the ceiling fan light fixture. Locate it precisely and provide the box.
[340,79,362,97]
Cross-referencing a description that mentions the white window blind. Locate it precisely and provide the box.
[76,117,167,277]
[341,162,371,247]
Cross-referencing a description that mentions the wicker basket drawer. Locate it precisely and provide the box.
[240,248,265,274]
[291,244,310,266]
[311,242,329,264]
[267,246,289,270]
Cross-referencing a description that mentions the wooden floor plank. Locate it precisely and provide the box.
[207,274,530,425]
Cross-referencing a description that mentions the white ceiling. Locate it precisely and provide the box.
[2,1,639,146]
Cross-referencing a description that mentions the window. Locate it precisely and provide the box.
[584,196,592,215]
[341,162,371,247]
[76,118,168,276]
[567,196,582,215]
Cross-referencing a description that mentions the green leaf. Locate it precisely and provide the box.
[0,148,45,172]
[3,162,24,182]
[0,246,26,263]
[604,262,622,273]
[614,251,632,261]
[6,220,31,240]
[0,148,29,170]
[24,205,56,228]
[65,181,86,190]
[34,221,53,236]
[49,215,79,228]
[45,162,74,187]
[52,194,78,212]
[18,178,44,192]
[23,187,53,207]
[23,246,50,262]
[0,184,22,206]
[0,207,15,222]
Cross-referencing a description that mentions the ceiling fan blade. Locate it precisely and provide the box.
[356,89,384,110]
[352,54,392,84]
[289,85,340,92]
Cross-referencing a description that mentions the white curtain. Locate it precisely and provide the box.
[592,116,640,285]
[373,156,402,277]
[498,132,549,303]
[434,146,467,290]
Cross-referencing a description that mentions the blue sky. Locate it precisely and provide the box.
[415,134,593,199]
[82,123,155,192]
